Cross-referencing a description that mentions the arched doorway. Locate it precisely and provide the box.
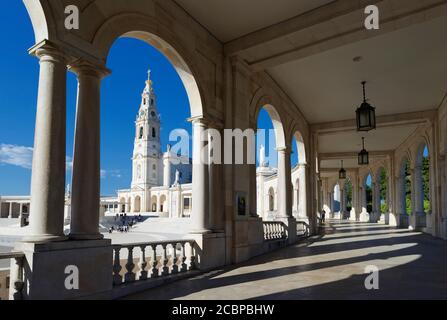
[134,196,141,213]
[344,179,353,220]
[413,144,430,229]
[377,167,389,223]
[255,105,286,221]
[360,173,373,222]
[398,157,411,228]
[333,183,341,219]
[151,195,157,212]
[291,131,307,222]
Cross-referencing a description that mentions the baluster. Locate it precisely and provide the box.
[150,244,159,278]
[188,241,196,270]
[180,242,188,272]
[161,244,170,276]
[172,243,180,274]
[112,246,123,286]
[9,255,24,300]
[138,245,148,280]
[124,246,135,283]
[267,223,271,240]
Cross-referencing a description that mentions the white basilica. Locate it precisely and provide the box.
[103,70,193,217]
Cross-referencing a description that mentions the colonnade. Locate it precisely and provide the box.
[24,42,217,243]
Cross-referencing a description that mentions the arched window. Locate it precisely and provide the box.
[139,126,144,139]
[152,127,156,138]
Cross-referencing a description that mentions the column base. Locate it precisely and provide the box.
[12,239,112,300]
[69,233,104,240]
[189,232,226,271]
[398,214,409,228]
[233,216,264,263]
[359,211,370,222]
[409,212,427,231]
[22,234,68,244]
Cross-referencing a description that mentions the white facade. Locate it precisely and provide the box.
[114,71,192,215]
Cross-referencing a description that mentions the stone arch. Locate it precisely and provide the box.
[91,14,205,119]
[151,195,157,212]
[254,102,286,150]
[23,0,53,42]
[362,171,374,214]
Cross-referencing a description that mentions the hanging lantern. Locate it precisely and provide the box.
[356,81,376,132]
[339,160,347,180]
[358,137,369,165]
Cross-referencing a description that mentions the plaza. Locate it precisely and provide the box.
[0,0,447,300]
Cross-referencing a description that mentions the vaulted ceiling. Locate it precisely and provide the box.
[174,0,447,169]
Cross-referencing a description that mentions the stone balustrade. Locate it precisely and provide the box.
[112,240,196,286]
[296,221,310,238]
[263,222,287,241]
[0,252,25,300]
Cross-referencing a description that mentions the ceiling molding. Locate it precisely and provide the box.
[224,0,447,71]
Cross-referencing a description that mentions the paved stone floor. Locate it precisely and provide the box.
[124,220,447,300]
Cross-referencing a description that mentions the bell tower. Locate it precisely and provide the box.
[131,69,162,189]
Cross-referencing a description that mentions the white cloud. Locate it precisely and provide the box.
[0,144,33,169]
[100,169,122,179]
[66,156,73,171]
[0,144,74,171]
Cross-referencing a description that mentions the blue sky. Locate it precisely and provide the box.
[0,2,300,196]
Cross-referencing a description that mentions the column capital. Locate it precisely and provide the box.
[69,58,111,79]
[276,146,290,154]
[188,116,209,127]
[29,40,67,64]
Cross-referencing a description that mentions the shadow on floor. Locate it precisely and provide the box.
[122,220,447,300]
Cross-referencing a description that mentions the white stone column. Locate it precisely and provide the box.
[69,60,110,240]
[297,164,308,220]
[277,147,296,244]
[190,119,210,233]
[339,188,344,220]
[163,152,171,187]
[277,147,292,218]
[23,43,68,243]
[8,203,13,219]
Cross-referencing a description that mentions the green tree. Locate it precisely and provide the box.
[345,180,353,211]
[422,153,430,212]
[405,160,412,214]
